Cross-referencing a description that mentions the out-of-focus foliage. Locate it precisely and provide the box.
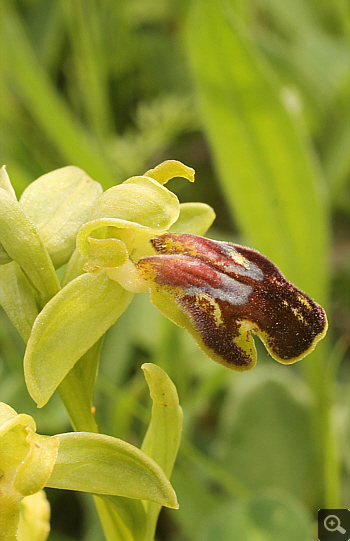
[0,0,349,540]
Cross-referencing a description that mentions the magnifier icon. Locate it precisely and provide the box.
[324,515,346,534]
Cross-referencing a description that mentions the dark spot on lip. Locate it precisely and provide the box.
[179,294,253,368]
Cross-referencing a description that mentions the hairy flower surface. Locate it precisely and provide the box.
[137,233,328,370]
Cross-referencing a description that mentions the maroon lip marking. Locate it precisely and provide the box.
[138,233,328,370]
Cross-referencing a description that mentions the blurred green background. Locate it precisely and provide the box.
[1,0,349,540]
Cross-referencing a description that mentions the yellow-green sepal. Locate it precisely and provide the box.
[0,187,60,304]
[91,175,180,231]
[19,166,103,269]
[24,273,134,407]
[170,202,216,235]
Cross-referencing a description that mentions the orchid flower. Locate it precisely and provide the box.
[0,160,327,407]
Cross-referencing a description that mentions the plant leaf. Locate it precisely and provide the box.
[186,0,328,302]
[98,495,147,541]
[47,432,179,508]
[141,363,183,540]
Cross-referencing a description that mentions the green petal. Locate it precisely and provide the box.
[170,202,216,235]
[24,273,133,407]
[0,411,57,480]
[84,237,128,272]
[0,187,60,304]
[144,159,195,185]
[19,166,103,268]
[47,432,179,508]
[90,175,180,230]
[14,431,59,497]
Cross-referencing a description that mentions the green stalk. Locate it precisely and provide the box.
[57,344,131,541]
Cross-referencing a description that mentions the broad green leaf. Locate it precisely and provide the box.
[141,363,183,540]
[0,187,60,304]
[218,366,318,506]
[170,202,216,235]
[197,490,312,541]
[24,273,134,407]
[0,261,38,342]
[186,0,328,302]
[19,166,103,268]
[47,432,179,508]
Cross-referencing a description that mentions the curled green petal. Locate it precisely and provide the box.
[0,404,59,540]
[141,363,183,478]
[90,175,180,230]
[144,159,195,185]
[19,166,103,268]
[84,237,128,273]
[24,273,134,407]
[77,218,154,258]
[170,202,216,235]
[47,432,179,508]
[14,432,59,497]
